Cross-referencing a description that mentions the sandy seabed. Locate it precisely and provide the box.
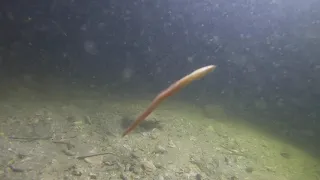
[0,78,318,180]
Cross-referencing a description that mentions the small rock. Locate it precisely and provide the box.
[163,172,175,179]
[141,159,156,173]
[63,174,71,180]
[156,175,165,180]
[195,174,202,180]
[245,167,254,173]
[131,164,142,174]
[224,157,229,165]
[71,169,82,176]
[125,164,131,171]
[230,176,239,180]
[168,140,176,148]
[154,162,164,169]
[150,128,160,139]
[280,152,290,159]
[154,145,167,154]
[142,132,149,137]
[89,172,97,179]
[120,172,129,180]
[190,136,197,141]
[131,151,143,160]
[219,174,228,180]
[123,144,132,151]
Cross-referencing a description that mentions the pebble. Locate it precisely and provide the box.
[168,140,176,148]
[89,172,97,179]
[190,136,197,141]
[196,173,202,180]
[125,163,131,171]
[154,145,167,154]
[154,161,164,169]
[120,172,129,180]
[156,175,165,180]
[71,169,82,176]
[131,164,142,174]
[245,167,254,173]
[150,128,160,139]
[141,159,157,173]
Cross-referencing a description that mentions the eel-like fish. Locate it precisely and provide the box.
[122,65,216,137]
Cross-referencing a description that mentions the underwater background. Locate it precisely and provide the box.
[0,0,319,179]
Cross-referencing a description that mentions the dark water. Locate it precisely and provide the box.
[0,0,320,179]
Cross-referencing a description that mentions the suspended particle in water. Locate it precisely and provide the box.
[80,24,87,31]
[84,40,98,55]
[122,67,134,81]
[187,56,193,63]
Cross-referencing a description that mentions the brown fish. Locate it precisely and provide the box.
[122,65,216,137]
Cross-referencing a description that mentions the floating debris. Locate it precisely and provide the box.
[84,40,98,55]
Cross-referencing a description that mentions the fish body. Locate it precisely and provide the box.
[122,65,216,137]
